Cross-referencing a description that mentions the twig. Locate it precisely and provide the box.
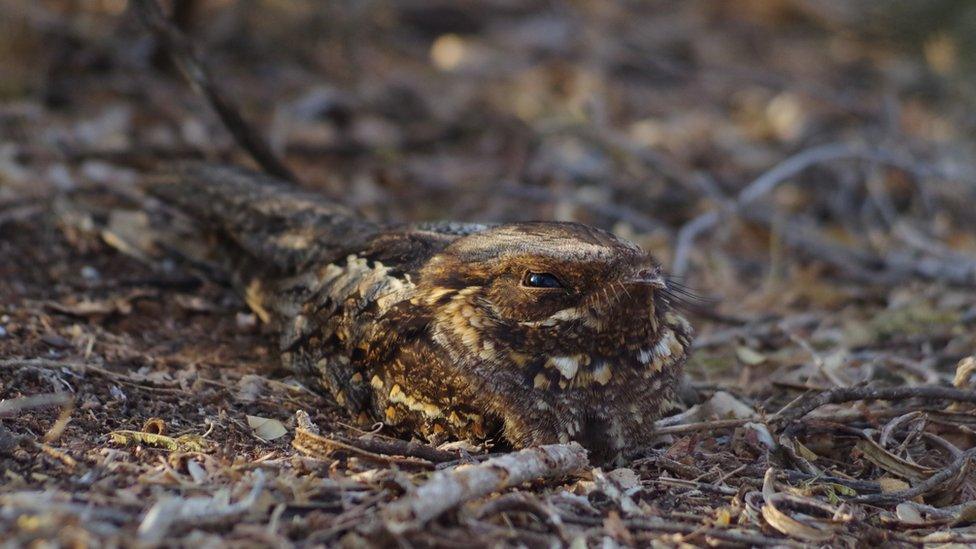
[693,312,822,350]
[673,210,721,278]
[292,422,435,470]
[35,442,79,469]
[562,512,797,547]
[0,358,188,394]
[470,492,570,543]
[652,404,702,428]
[649,476,739,496]
[671,142,951,279]
[652,418,752,435]
[496,181,667,233]
[129,0,298,183]
[783,471,881,493]
[0,392,73,417]
[740,206,901,285]
[349,434,458,463]
[773,385,976,425]
[740,144,900,205]
[675,141,867,277]
[0,202,45,228]
[851,447,976,505]
[379,443,588,534]
[0,491,136,524]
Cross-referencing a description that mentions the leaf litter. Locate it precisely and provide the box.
[2,1,976,546]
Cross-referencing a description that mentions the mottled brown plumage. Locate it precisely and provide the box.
[149,163,693,462]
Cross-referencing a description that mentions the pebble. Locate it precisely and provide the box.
[236,312,258,331]
[41,333,71,348]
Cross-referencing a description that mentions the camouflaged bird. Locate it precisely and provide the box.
[149,163,693,462]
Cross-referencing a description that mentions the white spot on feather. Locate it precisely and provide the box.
[637,348,653,364]
[653,329,676,359]
[592,363,612,385]
[549,356,580,379]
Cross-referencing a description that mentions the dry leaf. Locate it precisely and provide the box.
[895,502,925,524]
[878,477,911,493]
[856,438,935,482]
[736,346,767,365]
[247,415,288,441]
[703,391,757,419]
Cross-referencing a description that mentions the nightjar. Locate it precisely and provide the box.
[148,163,694,463]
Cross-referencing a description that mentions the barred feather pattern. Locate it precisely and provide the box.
[149,163,693,463]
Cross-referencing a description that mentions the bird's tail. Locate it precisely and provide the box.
[143,162,380,322]
[146,162,379,273]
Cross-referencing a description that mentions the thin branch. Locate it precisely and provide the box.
[851,447,976,505]
[379,443,588,534]
[562,512,799,547]
[129,0,298,183]
[0,393,73,417]
[671,142,955,279]
[652,418,752,435]
[496,181,667,233]
[773,385,976,425]
[347,434,458,463]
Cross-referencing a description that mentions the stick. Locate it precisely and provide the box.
[129,0,299,183]
[293,428,435,470]
[773,385,976,425]
[671,142,951,279]
[349,434,458,463]
[0,392,73,417]
[674,143,880,276]
[496,181,667,233]
[852,447,976,505]
[652,418,752,435]
[380,443,588,534]
[291,411,437,469]
[563,512,797,547]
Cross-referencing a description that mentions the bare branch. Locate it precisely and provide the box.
[852,447,976,505]
[773,385,976,425]
[129,0,298,183]
[0,393,73,417]
[671,142,966,283]
[379,443,588,534]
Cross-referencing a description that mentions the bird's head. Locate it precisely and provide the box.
[415,222,693,462]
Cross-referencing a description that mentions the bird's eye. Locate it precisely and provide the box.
[523,272,564,289]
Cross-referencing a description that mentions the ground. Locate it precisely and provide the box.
[1,1,976,547]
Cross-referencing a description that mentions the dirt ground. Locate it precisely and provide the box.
[2,1,976,547]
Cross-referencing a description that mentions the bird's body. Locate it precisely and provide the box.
[149,163,692,462]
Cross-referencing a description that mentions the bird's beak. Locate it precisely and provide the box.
[626,269,667,290]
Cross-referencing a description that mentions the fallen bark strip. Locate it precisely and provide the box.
[380,443,588,534]
[773,385,976,425]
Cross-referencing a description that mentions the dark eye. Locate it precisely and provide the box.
[523,272,564,289]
